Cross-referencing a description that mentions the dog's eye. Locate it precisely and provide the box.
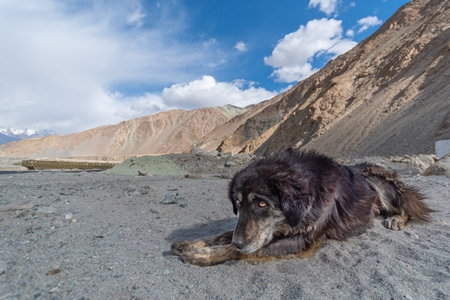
[257,201,267,208]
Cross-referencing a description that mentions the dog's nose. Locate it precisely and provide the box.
[232,237,244,250]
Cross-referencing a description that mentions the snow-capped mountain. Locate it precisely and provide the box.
[0,127,57,146]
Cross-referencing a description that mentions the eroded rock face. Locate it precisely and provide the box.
[200,0,450,157]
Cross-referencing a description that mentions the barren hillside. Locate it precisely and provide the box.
[198,0,450,157]
[0,106,244,158]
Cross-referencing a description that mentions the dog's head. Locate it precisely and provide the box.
[228,154,315,254]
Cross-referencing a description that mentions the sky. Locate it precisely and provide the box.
[0,0,410,134]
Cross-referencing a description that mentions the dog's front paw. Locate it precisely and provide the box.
[180,248,223,267]
[181,249,213,267]
[171,241,193,256]
[384,215,408,230]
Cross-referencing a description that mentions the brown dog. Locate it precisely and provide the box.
[171,149,434,266]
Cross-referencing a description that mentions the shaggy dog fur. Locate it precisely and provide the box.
[171,149,434,266]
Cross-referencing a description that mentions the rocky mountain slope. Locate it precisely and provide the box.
[0,106,244,158]
[197,0,450,157]
[0,0,449,159]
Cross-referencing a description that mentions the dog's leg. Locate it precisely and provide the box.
[180,235,322,266]
[171,231,233,256]
[384,214,410,231]
[180,244,242,266]
[363,165,434,230]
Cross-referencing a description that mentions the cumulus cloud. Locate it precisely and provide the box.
[264,18,356,83]
[161,76,277,108]
[0,1,236,133]
[357,16,382,33]
[235,41,248,52]
[308,0,339,15]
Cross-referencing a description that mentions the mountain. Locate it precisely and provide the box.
[197,0,450,157]
[0,106,245,158]
[1,0,449,159]
[0,127,57,146]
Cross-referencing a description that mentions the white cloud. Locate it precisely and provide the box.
[264,18,356,83]
[357,16,382,33]
[235,41,248,52]
[0,0,231,133]
[308,0,339,15]
[346,29,355,37]
[161,76,277,108]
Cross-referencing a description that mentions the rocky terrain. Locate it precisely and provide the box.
[0,153,449,299]
[204,0,450,157]
[1,0,449,160]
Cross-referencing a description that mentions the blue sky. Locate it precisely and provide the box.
[0,0,409,134]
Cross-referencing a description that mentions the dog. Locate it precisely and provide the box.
[171,149,434,266]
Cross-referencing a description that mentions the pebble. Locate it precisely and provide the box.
[161,190,178,204]
[64,213,73,219]
[0,260,7,275]
[162,269,170,276]
[185,174,205,179]
[225,161,237,167]
[46,268,61,275]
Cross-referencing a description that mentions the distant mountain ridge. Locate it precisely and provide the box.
[0,127,57,146]
[0,106,245,158]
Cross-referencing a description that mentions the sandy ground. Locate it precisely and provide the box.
[0,165,449,299]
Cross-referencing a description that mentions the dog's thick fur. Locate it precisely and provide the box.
[171,149,434,266]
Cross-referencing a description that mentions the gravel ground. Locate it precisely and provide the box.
[0,166,449,299]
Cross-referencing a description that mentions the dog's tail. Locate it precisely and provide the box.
[362,164,435,222]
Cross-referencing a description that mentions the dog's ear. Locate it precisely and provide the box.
[271,180,312,227]
[280,193,312,227]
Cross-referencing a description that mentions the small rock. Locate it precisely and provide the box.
[162,269,170,276]
[64,213,73,220]
[0,260,7,275]
[190,147,205,156]
[161,190,178,204]
[46,268,61,275]
[185,174,205,179]
[234,153,252,163]
[219,152,232,158]
[423,154,450,176]
[225,161,237,167]
[15,210,30,218]
[207,150,219,157]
